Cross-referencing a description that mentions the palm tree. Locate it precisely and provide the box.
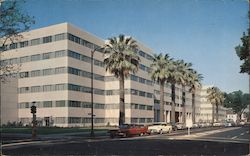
[103,34,140,126]
[150,53,174,122]
[189,70,203,124]
[175,60,193,124]
[206,87,224,124]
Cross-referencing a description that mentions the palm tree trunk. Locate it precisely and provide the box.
[160,81,165,122]
[248,75,250,122]
[216,103,219,122]
[171,83,176,124]
[192,93,195,123]
[119,74,125,126]
[182,85,186,125]
[212,104,215,125]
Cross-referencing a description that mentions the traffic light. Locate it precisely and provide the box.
[31,106,37,114]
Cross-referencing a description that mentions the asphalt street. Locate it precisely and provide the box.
[2,126,250,156]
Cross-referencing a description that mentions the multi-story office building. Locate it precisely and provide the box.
[1,23,201,127]
[198,85,227,123]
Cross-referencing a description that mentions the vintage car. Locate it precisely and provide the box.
[109,124,148,138]
[148,122,172,134]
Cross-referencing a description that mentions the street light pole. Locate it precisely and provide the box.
[90,47,102,137]
[90,49,95,137]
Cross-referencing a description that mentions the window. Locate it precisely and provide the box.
[31,38,40,46]
[56,101,65,107]
[139,51,145,57]
[82,71,91,78]
[19,87,29,93]
[31,54,40,61]
[131,89,138,95]
[55,67,66,74]
[43,85,53,92]
[9,43,17,49]
[139,64,145,71]
[131,118,138,123]
[55,50,65,58]
[131,75,138,81]
[69,101,81,107]
[55,84,65,91]
[43,52,54,59]
[20,41,28,48]
[147,106,153,110]
[94,103,105,109]
[43,101,52,107]
[68,84,81,91]
[68,50,81,60]
[68,67,80,75]
[94,89,104,95]
[43,36,52,43]
[31,70,40,77]
[10,58,18,64]
[106,90,113,96]
[31,86,40,92]
[19,72,29,78]
[147,93,153,98]
[139,77,145,84]
[139,105,146,110]
[20,56,30,63]
[139,118,145,123]
[94,74,104,81]
[82,86,91,93]
[55,33,65,41]
[139,91,146,97]
[43,68,54,76]
[82,102,91,108]
[81,55,91,63]
[69,117,81,123]
[95,118,104,123]
[94,60,104,67]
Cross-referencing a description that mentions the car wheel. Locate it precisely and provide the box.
[140,133,144,136]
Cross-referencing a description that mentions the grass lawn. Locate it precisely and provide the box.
[1,127,109,135]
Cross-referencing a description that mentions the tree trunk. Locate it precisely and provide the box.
[119,74,125,126]
[182,85,186,125]
[212,104,215,125]
[192,93,195,123]
[159,81,165,122]
[171,83,176,124]
[216,103,219,122]
[248,75,250,122]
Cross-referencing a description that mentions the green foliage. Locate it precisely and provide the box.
[207,87,224,106]
[224,90,250,115]
[103,34,140,78]
[0,0,34,47]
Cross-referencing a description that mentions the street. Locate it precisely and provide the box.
[2,126,250,155]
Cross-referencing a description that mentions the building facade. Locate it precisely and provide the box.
[1,23,201,127]
[198,85,227,123]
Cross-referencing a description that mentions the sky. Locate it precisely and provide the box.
[23,0,249,93]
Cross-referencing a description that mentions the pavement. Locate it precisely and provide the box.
[2,126,250,155]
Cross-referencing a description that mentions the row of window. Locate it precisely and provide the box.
[154,99,184,107]
[130,103,153,110]
[19,100,105,109]
[106,89,153,98]
[19,83,105,95]
[2,33,102,55]
[19,66,104,81]
[0,49,104,69]
[131,118,154,123]
[137,50,154,61]
[130,74,153,86]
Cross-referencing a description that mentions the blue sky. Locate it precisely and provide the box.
[23,0,249,93]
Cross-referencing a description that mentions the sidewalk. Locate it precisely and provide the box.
[2,130,109,144]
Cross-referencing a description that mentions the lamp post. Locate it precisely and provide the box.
[90,47,102,137]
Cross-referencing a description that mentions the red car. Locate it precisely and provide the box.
[109,124,148,138]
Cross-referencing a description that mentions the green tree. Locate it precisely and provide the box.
[0,0,34,82]
[224,90,250,120]
[103,34,140,125]
[150,53,174,122]
[174,60,193,124]
[189,69,203,123]
[235,10,250,121]
[207,87,224,124]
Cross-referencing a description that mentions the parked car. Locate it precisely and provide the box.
[213,122,222,127]
[176,123,186,130]
[148,122,172,134]
[224,122,232,127]
[108,124,148,138]
[168,123,178,131]
[192,123,199,128]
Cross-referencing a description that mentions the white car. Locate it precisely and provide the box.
[148,122,172,134]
